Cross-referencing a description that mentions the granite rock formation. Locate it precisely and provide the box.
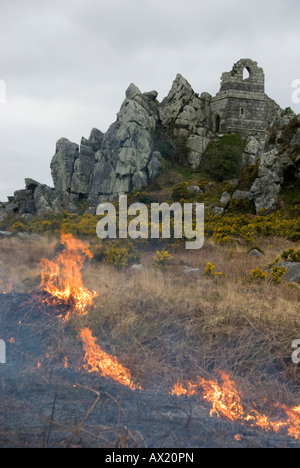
[1,58,299,220]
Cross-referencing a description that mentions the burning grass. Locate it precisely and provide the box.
[80,327,141,390]
[1,232,300,447]
[39,233,97,320]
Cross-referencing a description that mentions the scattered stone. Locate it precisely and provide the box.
[232,190,251,201]
[183,267,201,274]
[187,185,200,195]
[277,262,300,283]
[0,231,13,237]
[248,249,264,258]
[212,206,224,215]
[130,264,144,271]
[220,191,232,206]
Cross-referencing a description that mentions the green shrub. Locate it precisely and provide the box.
[172,182,189,201]
[201,133,245,182]
[236,160,259,191]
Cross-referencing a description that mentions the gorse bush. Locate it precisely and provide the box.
[172,182,189,201]
[152,249,173,270]
[103,242,140,269]
[11,221,29,232]
[281,248,300,263]
[244,265,287,284]
[204,262,223,278]
[270,265,288,284]
[247,266,269,282]
[205,211,300,243]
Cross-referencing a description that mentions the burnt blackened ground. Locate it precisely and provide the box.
[0,292,299,448]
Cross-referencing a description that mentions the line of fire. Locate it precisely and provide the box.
[1,231,300,447]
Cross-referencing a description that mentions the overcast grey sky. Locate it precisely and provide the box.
[0,0,300,201]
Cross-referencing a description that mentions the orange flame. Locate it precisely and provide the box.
[170,373,300,439]
[39,233,96,320]
[171,372,244,422]
[80,328,141,390]
[281,405,300,440]
[199,371,245,422]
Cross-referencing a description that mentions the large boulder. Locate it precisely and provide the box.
[242,136,261,166]
[50,138,79,193]
[13,189,36,215]
[250,149,283,214]
[278,262,300,283]
[159,74,209,133]
[34,184,77,215]
[186,127,213,169]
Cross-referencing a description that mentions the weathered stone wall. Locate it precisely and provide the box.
[210,59,280,146]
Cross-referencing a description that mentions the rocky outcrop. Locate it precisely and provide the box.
[88,83,160,205]
[0,82,165,219]
[0,61,299,221]
[159,74,210,131]
[159,74,212,169]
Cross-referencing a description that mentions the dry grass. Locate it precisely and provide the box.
[1,233,300,411]
[0,235,57,293]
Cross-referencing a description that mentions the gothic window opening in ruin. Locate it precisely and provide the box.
[243,67,251,81]
[240,107,244,115]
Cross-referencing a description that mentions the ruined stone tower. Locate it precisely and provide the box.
[210,59,278,145]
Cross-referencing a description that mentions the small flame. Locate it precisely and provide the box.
[281,405,300,440]
[80,328,141,391]
[199,371,245,422]
[170,372,300,440]
[171,372,244,422]
[39,233,96,320]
